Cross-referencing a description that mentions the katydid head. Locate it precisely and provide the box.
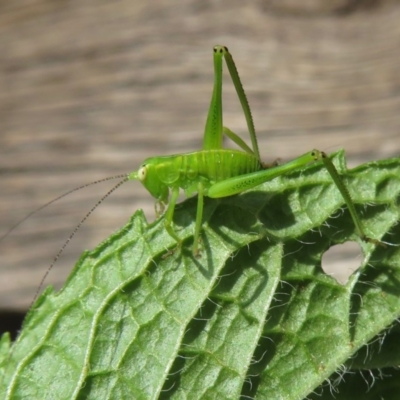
[129,159,169,204]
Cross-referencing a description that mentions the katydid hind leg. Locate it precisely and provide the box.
[203,45,260,160]
[208,151,318,198]
[223,127,254,155]
[208,149,383,246]
[222,46,260,161]
[317,151,384,247]
[203,46,224,151]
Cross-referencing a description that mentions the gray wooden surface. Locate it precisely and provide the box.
[1,1,400,310]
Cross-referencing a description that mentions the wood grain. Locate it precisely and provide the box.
[1,1,399,310]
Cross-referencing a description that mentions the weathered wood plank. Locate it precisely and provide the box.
[1,1,399,310]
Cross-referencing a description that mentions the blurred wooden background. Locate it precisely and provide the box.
[1,0,400,311]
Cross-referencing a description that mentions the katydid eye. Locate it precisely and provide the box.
[138,165,147,181]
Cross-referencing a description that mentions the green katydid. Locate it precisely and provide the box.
[1,45,382,270]
[127,45,382,256]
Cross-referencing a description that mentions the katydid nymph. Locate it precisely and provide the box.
[2,45,382,271]
[127,45,382,256]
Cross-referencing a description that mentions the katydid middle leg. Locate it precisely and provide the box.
[193,182,205,256]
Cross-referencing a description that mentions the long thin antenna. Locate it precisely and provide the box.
[1,174,128,243]
[30,176,129,308]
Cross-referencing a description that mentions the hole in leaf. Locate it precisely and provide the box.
[321,241,363,284]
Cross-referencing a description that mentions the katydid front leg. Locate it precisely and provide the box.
[163,187,182,250]
[161,183,204,257]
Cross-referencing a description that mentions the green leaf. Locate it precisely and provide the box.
[1,151,400,399]
[309,356,400,400]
